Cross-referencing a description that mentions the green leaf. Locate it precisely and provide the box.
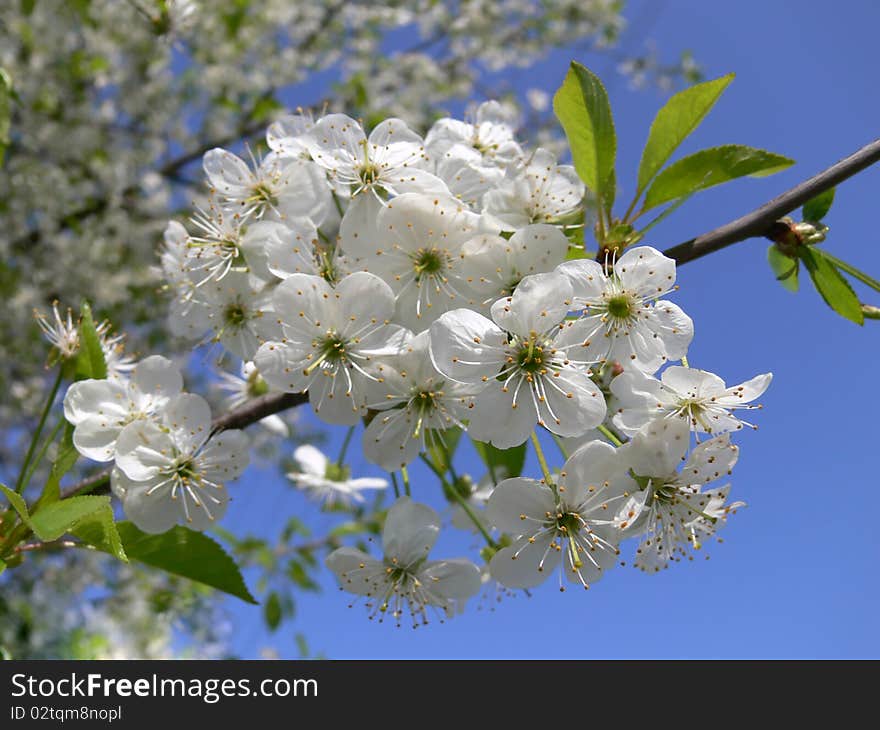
[767,245,800,292]
[472,440,527,482]
[29,495,112,541]
[553,61,616,206]
[0,557,5,576]
[802,187,835,223]
[801,247,864,324]
[0,484,29,524]
[36,421,77,507]
[636,73,734,197]
[264,591,282,631]
[76,301,107,380]
[643,145,794,212]
[77,521,258,604]
[426,426,463,475]
[70,505,126,562]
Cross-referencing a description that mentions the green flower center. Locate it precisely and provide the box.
[606,294,634,319]
[359,163,380,186]
[323,462,352,482]
[412,248,446,280]
[515,340,546,374]
[224,303,247,328]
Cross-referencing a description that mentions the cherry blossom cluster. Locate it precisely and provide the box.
[62,354,249,534]
[64,102,771,625]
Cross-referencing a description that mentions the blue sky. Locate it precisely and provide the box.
[222,0,880,658]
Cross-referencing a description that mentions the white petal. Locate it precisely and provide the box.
[614,246,677,299]
[716,372,773,405]
[555,258,607,302]
[129,355,183,410]
[113,469,180,534]
[486,477,555,534]
[489,534,559,589]
[163,393,213,453]
[490,271,572,335]
[72,417,124,462]
[335,271,396,332]
[646,301,694,364]
[63,379,127,425]
[537,368,606,437]
[325,547,383,597]
[203,148,253,197]
[418,559,482,605]
[428,308,506,385]
[201,430,250,483]
[466,383,538,448]
[293,444,328,477]
[622,417,690,477]
[115,420,174,481]
[382,497,440,565]
[338,193,383,258]
[680,434,739,486]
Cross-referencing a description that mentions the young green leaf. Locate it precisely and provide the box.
[0,484,29,523]
[802,187,835,223]
[28,495,113,541]
[642,145,794,212]
[801,247,864,325]
[264,591,282,631]
[767,245,800,292]
[77,301,107,380]
[553,61,616,206]
[636,73,734,197]
[70,505,127,562]
[35,421,78,507]
[76,521,258,604]
[472,440,527,482]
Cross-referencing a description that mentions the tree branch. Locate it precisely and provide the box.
[664,138,880,264]
[59,391,308,500]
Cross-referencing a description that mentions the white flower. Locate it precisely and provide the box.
[611,366,772,437]
[217,361,288,436]
[169,271,278,361]
[35,301,79,359]
[615,418,744,572]
[325,497,481,626]
[112,393,249,533]
[96,321,136,381]
[426,101,523,207]
[262,217,347,283]
[429,272,606,447]
[487,440,632,590]
[287,444,387,507]
[483,148,584,230]
[266,113,315,160]
[556,246,693,373]
[349,193,484,332]
[303,114,448,254]
[362,331,476,471]
[460,223,569,308]
[426,101,522,168]
[254,272,411,425]
[202,147,332,226]
[63,355,183,462]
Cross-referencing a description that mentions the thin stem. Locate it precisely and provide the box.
[390,472,401,499]
[530,432,554,485]
[681,355,690,368]
[597,424,624,447]
[819,250,880,294]
[400,467,411,497]
[14,540,78,554]
[550,432,570,461]
[336,426,355,467]
[15,369,63,494]
[419,454,497,549]
[19,417,65,494]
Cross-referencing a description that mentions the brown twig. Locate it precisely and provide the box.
[664,138,880,264]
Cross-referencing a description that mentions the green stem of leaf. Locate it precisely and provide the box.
[336,425,355,467]
[419,453,497,549]
[15,369,63,494]
[529,432,554,486]
[19,417,65,495]
[597,424,624,447]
